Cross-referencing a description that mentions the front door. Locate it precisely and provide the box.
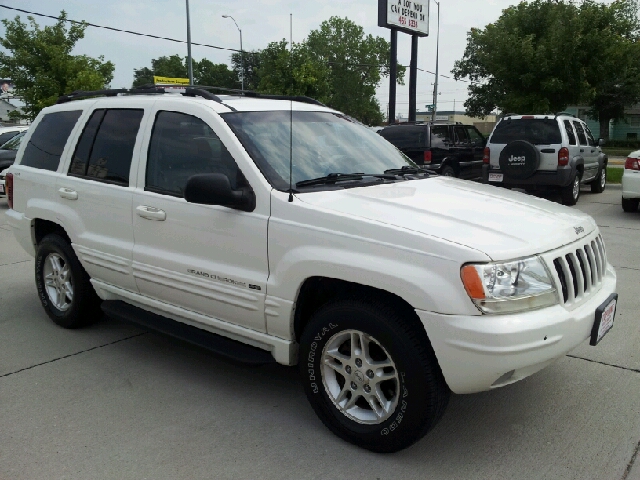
[131,104,269,332]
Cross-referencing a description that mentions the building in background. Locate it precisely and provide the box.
[415,110,498,135]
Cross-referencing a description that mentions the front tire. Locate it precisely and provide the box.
[561,174,581,205]
[299,299,449,453]
[35,234,101,328]
[590,167,606,193]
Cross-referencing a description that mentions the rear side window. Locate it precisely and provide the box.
[490,119,562,145]
[68,109,144,185]
[563,120,577,145]
[465,126,485,145]
[573,121,588,146]
[380,126,424,149]
[453,126,469,145]
[430,125,451,148]
[21,111,82,171]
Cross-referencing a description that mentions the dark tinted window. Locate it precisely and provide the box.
[430,125,451,148]
[465,126,485,145]
[490,118,562,145]
[69,109,105,176]
[146,111,244,196]
[563,120,577,145]
[0,131,20,145]
[379,126,425,149]
[573,121,588,145]
[454,126,469,144]
[21,111,82,170]
[84,109,143,185]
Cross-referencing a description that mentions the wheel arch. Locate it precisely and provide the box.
[33,218,71,246]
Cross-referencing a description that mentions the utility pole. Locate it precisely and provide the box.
[409,35,418,122]
[431,0,440,122]
[186,0,193,85]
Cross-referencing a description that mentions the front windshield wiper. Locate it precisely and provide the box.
[296,172,400,188]
[384,166,429,176]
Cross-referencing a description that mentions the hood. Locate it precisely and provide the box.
[296,177,597,261]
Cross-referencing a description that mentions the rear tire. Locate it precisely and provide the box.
[299,298,449,453]
[561,174,581,206]
[441,165,456,177]
[622,197,639,213]
[590,167,606,193]
[35,234,102,328]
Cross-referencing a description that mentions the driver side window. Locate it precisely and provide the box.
[146,111,247,197]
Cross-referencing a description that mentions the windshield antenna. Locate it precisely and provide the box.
[288,13,294,203]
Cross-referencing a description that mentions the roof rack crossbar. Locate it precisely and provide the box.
[56,87,166,104]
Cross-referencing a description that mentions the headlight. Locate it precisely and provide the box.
[461,256,558,314]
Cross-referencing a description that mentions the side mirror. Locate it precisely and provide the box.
[184,173,256,212]
[598,138,606,147]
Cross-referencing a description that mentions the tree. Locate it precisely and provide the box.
[452,0,640,139]
[0,12,114,120]
[133,55,188,87]
[306,17,405,125]
[194,59,237,88]
[256,40,331,102]
[133,55,238,89]
[231,51,262,91]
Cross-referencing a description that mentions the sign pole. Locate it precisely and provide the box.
[389,28,398,124]
[186,0,194,86]
[409,35,418,122]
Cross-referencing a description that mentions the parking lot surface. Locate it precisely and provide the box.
[1,186,639,480]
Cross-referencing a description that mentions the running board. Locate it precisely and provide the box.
[101,300,276,365]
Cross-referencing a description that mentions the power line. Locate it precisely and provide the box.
[0,4,240,53]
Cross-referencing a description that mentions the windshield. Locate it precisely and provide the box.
[490,118,562,145]
[1,131,26,150]
[222,111,416,190]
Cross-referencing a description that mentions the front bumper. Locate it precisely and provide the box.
[622,170,640,199]
[417,263,616,394]
[483,164,574,188]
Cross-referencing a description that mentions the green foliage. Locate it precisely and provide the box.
[0,12,114,120]
[231,51,261,91]
[306,17,405,125]
[256,40,330,102]
[133,55,238,89]
[452,0,640,138]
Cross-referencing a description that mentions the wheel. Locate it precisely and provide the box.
[441,165,456,177]
[622,197,639,213]
[499,140,540,180]
[299,299,450,453]
[590,167,606,193]
[561,174,581,206]
[35,233,102,328]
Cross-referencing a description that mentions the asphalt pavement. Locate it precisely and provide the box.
[1,185,639,480]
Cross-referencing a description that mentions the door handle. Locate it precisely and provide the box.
[136,205,166,221]
[58,187,78,200]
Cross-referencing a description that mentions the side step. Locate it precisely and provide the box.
[101,300,275,365]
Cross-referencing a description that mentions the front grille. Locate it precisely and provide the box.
[551,234,607,305]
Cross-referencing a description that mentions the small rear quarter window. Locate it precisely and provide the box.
[21,110,82,171]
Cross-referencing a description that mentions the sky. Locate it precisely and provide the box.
[2,0,525,119]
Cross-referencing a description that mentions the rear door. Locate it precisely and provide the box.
[452,125,475,178]
[573,120,598,181]
[464,125,486,178]
[57,105,149,292]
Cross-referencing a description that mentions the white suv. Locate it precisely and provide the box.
[483,114,608,205]
[5,89,617,453]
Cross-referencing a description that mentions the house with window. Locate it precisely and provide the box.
[564,105,640,142]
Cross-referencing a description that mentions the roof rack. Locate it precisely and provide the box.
[55,84,326,108]
[56,86,226,105]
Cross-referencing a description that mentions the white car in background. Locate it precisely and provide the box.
[622,151,640,212]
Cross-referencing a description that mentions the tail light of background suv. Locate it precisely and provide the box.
[558,147,570,166]
[483,147,490,164]
[6,172,13,210]
[424,151,432,164]
[625,157,640,170]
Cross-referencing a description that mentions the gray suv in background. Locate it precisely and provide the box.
[483,114,608,205]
